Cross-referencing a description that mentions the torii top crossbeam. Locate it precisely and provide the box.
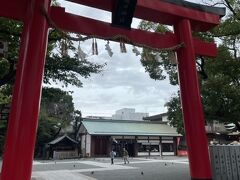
[68,0,225,31]
[0,1,225,180]
[1,0,224,57]
[0,0,226,29]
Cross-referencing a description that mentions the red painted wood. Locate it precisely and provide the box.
[0,0,50,179]
[0,0,26,21]
[1,0,221,32]
[174,19,212,179]
[136,0,219,32]
[51,7,178,49]
[0,1,218,57]
[193,38,217,57]
[50,7,217,57]
[0,1,221,180]
[67,0,113,11]
[67,0,220,31]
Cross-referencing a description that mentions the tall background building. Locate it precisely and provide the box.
[112,108,148,121]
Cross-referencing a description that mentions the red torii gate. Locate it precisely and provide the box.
[0,0,225,180]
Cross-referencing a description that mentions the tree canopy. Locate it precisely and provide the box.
[36,87,78,157]
[0,18,104,89]
[139,0,240,133]
[0,2,104,156]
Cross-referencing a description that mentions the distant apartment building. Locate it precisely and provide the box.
[112,108,149,121]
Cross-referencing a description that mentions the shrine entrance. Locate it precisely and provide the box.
[0,0,225,180]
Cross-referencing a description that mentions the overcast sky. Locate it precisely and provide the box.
[52,0,205,117]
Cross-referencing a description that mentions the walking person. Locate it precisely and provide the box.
[123,148,129,164]
[110,149,116,165]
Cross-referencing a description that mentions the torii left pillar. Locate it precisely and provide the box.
[1,0,50,179]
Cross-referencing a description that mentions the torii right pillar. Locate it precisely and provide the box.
[174,19,211,180]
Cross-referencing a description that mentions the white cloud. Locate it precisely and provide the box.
[54,0,179,117]
[59,41,178,116]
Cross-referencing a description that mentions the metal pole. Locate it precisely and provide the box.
[1,0,50,179]
[174,19,212,180]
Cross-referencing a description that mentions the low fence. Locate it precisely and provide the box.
[53,150,79,159]
[209,145,240,180]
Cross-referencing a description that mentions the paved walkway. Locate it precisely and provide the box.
[1,157,190,180]
[31,157,189,180]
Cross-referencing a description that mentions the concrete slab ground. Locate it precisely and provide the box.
[1,156,190,180]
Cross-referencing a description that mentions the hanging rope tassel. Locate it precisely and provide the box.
[92,38,95,55]
[122,42,127,53]
[94,38,98,55]
[77,41,86,61]
[61,39,68,56]
[132,46,140,56]
[120,41,123,53]
[92,38,98,55]
[168,52,178,65]
[105,41,113,57]
[120,40,127,53]
[155,52,162,62]
[123,43,127,53]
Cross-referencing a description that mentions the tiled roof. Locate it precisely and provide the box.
[82,119,180,136]
[48,134,78,145]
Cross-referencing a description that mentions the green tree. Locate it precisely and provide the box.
[138,21,179,84]
[35,87,75,157]
[201,45,240,129]
[0,86,12,155]
[0,18,104,88]
[0,111,8,155]
[36,110,60,157]
[0,2,104,155]
[41,87,74,125]
[164,93,184,134]
[139,0,240,133]
[72,110,83,141]
[0,0,104,88]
